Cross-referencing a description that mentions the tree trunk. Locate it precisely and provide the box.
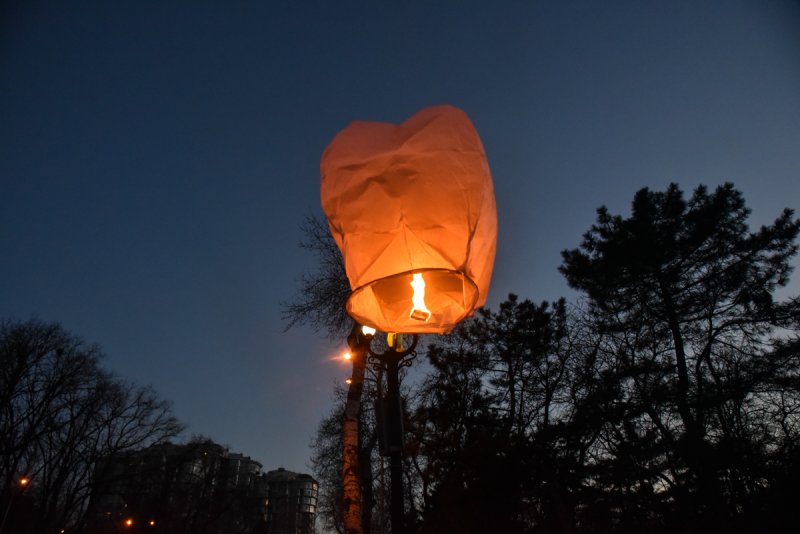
[658,276,696,435]
[343,326,368,534]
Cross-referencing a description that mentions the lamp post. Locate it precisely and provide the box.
[322,105,497,533]
[352,328,418,534]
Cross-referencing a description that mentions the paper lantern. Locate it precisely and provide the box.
[321,105,497,334]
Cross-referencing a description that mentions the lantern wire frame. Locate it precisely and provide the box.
[346,268,479,334]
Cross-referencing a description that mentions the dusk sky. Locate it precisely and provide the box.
[2,1,799,474]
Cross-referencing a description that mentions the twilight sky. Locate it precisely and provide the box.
[2,1,799,474]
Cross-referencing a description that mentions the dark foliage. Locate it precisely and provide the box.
[310,183,800,533]
[0,319,184,533]
[558,183,800,531]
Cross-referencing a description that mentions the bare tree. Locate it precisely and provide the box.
[281,214,353,340]
[0,319,184,533]
[284,215,380,534]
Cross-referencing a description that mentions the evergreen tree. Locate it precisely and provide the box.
[560,183,800,531]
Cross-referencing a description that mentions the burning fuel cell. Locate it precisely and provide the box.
[409,273,432,322]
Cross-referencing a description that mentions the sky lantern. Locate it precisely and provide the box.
[321,105,497,333]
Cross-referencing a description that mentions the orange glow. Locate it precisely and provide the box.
[409,273,431,322]
[149,519,156,526]
[345,378,352,385]
[321,105,497,334]
[343,352,352,361]
[124,518,134,527]
[19,477,29,486]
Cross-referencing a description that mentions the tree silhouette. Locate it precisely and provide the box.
[282,215,353,341]
[306,182,800,533]
[284,215,376,534]
[559,183,799,531]
[410,295,574,533]
[0,319,184,533]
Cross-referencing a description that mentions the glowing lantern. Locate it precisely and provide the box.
[321,105,497,333]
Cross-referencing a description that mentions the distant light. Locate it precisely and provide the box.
[149,519,156,526]
[19,477,29,486]
[343,352,352,361]
[361,325,376,336]
[345,378,352,385]
[124,518,134,527]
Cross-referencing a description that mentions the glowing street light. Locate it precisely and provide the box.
[124,518,134,528]
[361,325,376,337]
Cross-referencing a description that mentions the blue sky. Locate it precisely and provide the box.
[2,0,799,473]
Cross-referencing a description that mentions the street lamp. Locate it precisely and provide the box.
[354,328,418,533]
[322,105,497,533]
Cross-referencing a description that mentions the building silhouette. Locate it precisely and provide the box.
[264,468,318,534]
[85,441,316,534]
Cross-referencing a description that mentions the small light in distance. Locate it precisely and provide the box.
[345,378,352,385]
[149,519,156,526]
[19,477,29,486]
[343,352,352,361]
[124,518,134,528]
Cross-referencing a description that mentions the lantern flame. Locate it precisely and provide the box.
[409,273,432,322]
